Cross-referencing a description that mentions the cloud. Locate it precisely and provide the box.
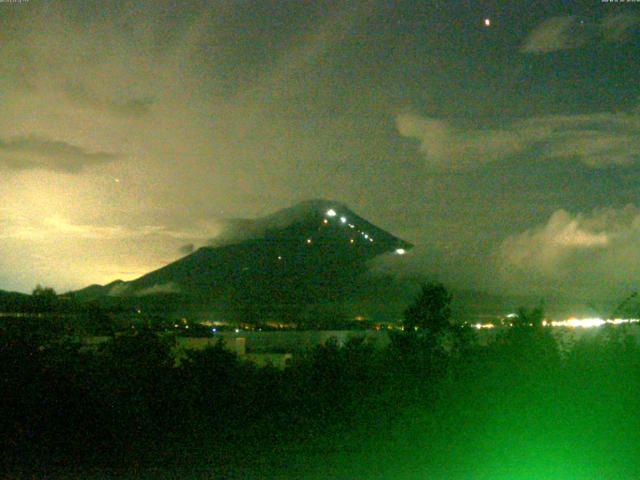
[109,281,183,297]
[396,111,640,171]
[522,14,640,54]
[204,200,352,248]
[134,282,181,296]
[107,282,130,297]
[0,214,219,242]
[396,114,523,170]
[521,16,587,54]
[0,136,119,173]
[496,205,640,296]
[0,2,385,293]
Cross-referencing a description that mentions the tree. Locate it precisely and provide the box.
[502,304,559,366]
[30,284,59,312]
[403,282,452,337]
[513,305,544,328]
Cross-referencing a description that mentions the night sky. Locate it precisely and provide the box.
[1,0,639,299]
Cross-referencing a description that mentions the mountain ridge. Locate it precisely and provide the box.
[70,200,413,323]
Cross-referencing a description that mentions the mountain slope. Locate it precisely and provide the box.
[73,200,413,321]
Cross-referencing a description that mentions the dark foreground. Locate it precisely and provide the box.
[3,320,640,479]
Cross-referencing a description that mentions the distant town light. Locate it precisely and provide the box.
[340,216,347,223]
[277,255,282,260]
[395,248,406,255]
[349,224,355,229]
[473,323,495,329]
[350,238,355,244]
[363,234,369,239]
[323,219,328,224]
[306,238,312,244]
[326,209,337,217]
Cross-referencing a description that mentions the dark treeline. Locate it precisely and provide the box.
[3,284,640,478]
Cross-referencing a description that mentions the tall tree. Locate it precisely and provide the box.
[31,285,59,312]
[403,282,452,336]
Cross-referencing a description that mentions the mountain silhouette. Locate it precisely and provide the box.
[73,200,413,324]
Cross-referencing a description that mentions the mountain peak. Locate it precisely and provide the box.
[73,200,413,314]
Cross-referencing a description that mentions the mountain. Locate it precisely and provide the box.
[73,280,127,301]
[72,200,414,324]
[0,289,32,313]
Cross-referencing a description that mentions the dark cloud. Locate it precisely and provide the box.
[0,136,119,173]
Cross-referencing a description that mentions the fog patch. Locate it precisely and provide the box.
[135,282,181,296]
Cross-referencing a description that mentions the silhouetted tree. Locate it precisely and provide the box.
[501,304,559,368]
[30,284,59,312]
[403,282,452,337]
[513,304,545,328]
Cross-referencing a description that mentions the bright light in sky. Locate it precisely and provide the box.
[326,209,337,217]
